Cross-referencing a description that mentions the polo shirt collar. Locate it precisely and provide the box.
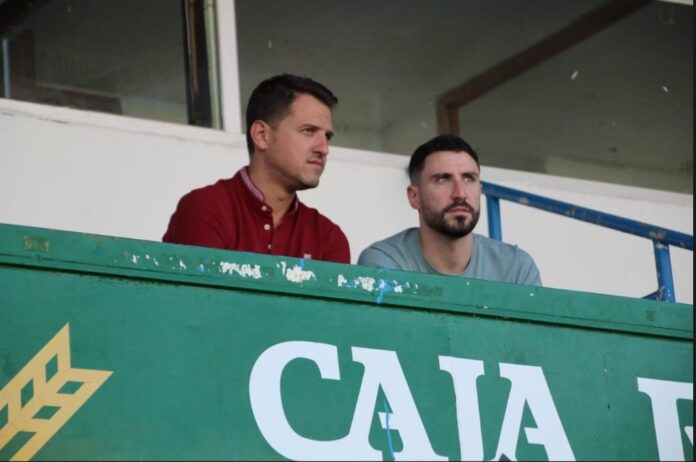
[239,167,299,215]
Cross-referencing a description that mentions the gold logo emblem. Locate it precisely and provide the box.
[0,324,112,461]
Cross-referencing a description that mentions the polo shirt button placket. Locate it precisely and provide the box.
[261,204,272,253]
[263,222,272,253]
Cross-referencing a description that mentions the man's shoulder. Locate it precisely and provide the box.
[177,177,236,206]
[472,233,540,285]
[366,228,418,251]
[357,228,422,270]
[185,177,234,196]
[474,233,531,257]
[296,201,346,233]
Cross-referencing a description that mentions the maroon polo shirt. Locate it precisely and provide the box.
[163,168,350,263]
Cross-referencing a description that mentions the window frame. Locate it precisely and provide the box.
[0,0,243,143]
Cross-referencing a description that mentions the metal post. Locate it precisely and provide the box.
[2,38,10,99]
[486,196,502,241]
[653,241,675,303]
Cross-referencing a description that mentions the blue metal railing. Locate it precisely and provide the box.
[482,181,694,303]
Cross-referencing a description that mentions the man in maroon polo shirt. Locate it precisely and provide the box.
[162,74,350,263]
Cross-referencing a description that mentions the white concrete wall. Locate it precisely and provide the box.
[0,99,692,303]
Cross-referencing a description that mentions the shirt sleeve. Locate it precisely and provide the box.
[515,249,542,287]
[162,189,228,249]
[357,245,401,269]
[320,224,351,264]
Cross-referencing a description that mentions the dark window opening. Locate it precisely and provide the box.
[0,0,220,128]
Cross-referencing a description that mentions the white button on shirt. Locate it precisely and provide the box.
[264,224,271,231]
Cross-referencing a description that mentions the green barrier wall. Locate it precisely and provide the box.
[0,223,692,461]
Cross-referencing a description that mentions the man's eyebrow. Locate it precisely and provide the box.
[431,172,452,179]
[299,123,333,140]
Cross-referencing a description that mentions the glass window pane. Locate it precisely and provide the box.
[235,0,692,193]
[456,1,693,193]
[0,0,220,128]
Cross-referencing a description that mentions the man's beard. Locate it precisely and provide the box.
[423,198,480,238]
[284,170,321,192]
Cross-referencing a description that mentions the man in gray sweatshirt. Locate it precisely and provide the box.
[358,134,541,286]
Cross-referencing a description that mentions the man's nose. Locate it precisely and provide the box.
[451,179,467,199]
[314,134,330,156]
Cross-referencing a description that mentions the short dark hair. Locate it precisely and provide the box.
[408,134,480,184]
[245,74,338,155]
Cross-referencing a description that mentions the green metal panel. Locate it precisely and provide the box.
[0,223,692,461]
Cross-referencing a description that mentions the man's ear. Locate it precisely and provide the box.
[250,120,271,151]
[407,184,420,210]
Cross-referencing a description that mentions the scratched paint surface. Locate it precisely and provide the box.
[0,223,693,460]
